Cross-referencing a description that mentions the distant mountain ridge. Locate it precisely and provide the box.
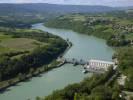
[0,3,132,16]
[0,3,119,14]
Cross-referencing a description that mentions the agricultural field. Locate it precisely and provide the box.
[0,33,46,54]
[0,26,67,83]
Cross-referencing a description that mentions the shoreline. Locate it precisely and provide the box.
[0,34,72,92]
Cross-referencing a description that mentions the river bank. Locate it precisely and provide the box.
[0,23,114,100]
[44,18,133,99]
[0,30,72,92]
[0,60,63,91]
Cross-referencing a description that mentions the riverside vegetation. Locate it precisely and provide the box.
[0,17,68,90]
[44,67,121,100]
[38,10,133,100]
[0,4,133,100]
[46,11,133,47]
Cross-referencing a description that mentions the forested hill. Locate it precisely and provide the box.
[0,3,131,15]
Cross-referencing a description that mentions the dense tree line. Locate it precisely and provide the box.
[107,35,130,47]
[0,29,68,81]
[46,17,112,39]
[0,21,31,28]
[46,16,114,39]
[37,67,121,100]
[117,48,133,90]
[45,18,93,35]
[0,12,47,28]
[45,14,133,47]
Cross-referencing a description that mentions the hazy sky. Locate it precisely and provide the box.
[0,0,133,7]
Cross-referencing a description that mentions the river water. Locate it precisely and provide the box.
[0,23,114,100]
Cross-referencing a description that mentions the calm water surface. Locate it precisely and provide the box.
[0,23,114,100]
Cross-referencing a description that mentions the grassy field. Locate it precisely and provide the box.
[126,33,133,40]
[15,28,42,33]
[0,33,47,54]
[0,38,46,50]
[0,34,12,40]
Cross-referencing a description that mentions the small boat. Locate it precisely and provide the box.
[82,70,88,74]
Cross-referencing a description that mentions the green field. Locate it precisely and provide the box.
[0,26,68,83]
[0,33,47,54]
[126,33,133,40]
[0,34,11,40]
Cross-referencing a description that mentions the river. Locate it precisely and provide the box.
[0,23,114,100]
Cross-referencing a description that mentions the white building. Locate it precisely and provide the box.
[86,59,116,71]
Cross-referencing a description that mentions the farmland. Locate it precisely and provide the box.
[0,26,68,85]
[0,31,48,57]
[46,12,133,47]
[0,3,132,100]
[0,35,46,52]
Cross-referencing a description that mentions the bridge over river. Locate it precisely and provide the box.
[58,57,88,65]
[0,23,115,100]
[58,57,117,73]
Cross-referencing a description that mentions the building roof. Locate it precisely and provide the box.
[89,59,115,65]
